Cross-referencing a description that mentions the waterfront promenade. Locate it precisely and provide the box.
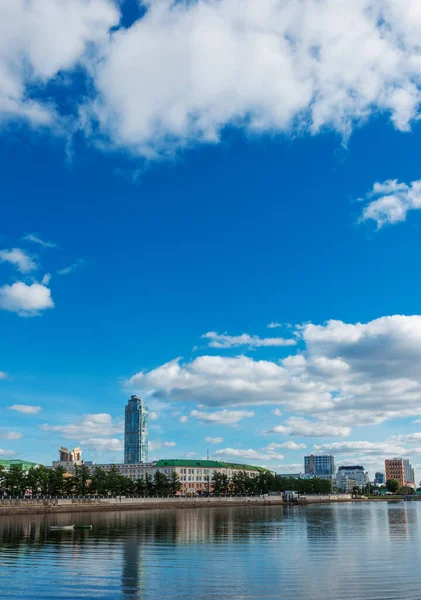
[0,493,356,515]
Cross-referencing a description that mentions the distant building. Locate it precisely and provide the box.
[276,473,314,479]
[337,466,368,491]
[51,459,270,495]
[304,455,335,481]
[375,472,385,485]
[0,459,40,472]
[59,447,82,462]
[124,395,148,464]
[403,459,416,488]
[385,458,415,488]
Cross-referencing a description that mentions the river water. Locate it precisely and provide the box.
[0,502,420,599]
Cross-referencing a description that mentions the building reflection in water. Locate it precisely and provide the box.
[387,502,418,540]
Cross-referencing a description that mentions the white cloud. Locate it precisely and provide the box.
[80,438,123,453]
[0,0,118,127]
[2,2,421,159]
[57,259,87,275]
[184,452,196,458]
[0,248,37,272]
[266,440,307,450]
[41,273,52,286]
[39,413,122,438]
[0,372,7,380]
[128,314,421,428]
[359,179,421,228]
[191,409,254,425]
[314,441,407,455]
[23,234,57,249]
[0,282,54,316]
[88,0,421,156]
[9,404,41,415]
[267,322,282,329]
[215,445,285,461]
[271,408,283,417]
[267,417,351,438]
[0,432,23,440]
[149,412,159,421]
[179,416,188,423]
[205,436,224,444]
[202,331,296,349]
[149,441,176,452]
[0,449,16,457]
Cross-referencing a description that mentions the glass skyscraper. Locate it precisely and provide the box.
[124,395,148,464]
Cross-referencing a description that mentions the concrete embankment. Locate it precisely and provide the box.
[0,494,356,515]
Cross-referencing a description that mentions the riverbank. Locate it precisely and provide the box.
[0,494,359,515]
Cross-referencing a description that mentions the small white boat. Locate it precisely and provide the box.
[50,525,75,531]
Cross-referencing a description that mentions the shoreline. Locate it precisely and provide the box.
[0,494,365,516]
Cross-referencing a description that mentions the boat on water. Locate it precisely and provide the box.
[50,525,75,531]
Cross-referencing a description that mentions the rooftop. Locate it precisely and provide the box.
[155,459,268,472]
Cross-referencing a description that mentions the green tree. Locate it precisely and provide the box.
[74,464,91,495]
[105,465,122,496]
[154,471,170,495]
[90,467,109,495]
[135,477,146,496]
[169,471,182,496]
[144,473,154,497]
[212,471,230,495]
[5,466,26,496]
[386,478,400,494]
[398,485,415,495]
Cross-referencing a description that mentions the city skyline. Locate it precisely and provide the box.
[4,1,421,477]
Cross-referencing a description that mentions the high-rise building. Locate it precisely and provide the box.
[385,458,415,488]
[124,395,148,464]
[59,447,82,462]
[403,459,416,487]
[337,466,368,491]
[304,455,335,481]
[375,472,385,485]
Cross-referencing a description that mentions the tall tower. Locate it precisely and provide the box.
[124,395,148,464]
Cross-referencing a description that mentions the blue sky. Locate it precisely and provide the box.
[3,0,421,478]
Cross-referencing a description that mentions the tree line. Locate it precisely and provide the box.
[0,464,332,497]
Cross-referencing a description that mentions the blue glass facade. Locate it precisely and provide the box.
[124,395,148,464]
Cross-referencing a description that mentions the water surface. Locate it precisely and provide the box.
[1,502,420,599]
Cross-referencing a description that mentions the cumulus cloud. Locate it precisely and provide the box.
[314,441,407,455]
[80,437,123,452]
[215,444,285,461]
[0,282,54,316]
[0,432,23,440]
[89,0,421,156]
[267,417,351,438]
[0,0,118,127]
[2,1,421,159]
[266,440,307,450]
[267,322,282,329]
[0,248,37,272]
[39,413,122,438]
[0,449,16,457]
[128,314,421,427]
[205,436,224,444]
[191,409,254,425]
[149,441,176,452]
[23,234,57,249]
[179,416,188,423]
[202,331,296,349]
[359,179,421,228]
[9,404,41,415]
